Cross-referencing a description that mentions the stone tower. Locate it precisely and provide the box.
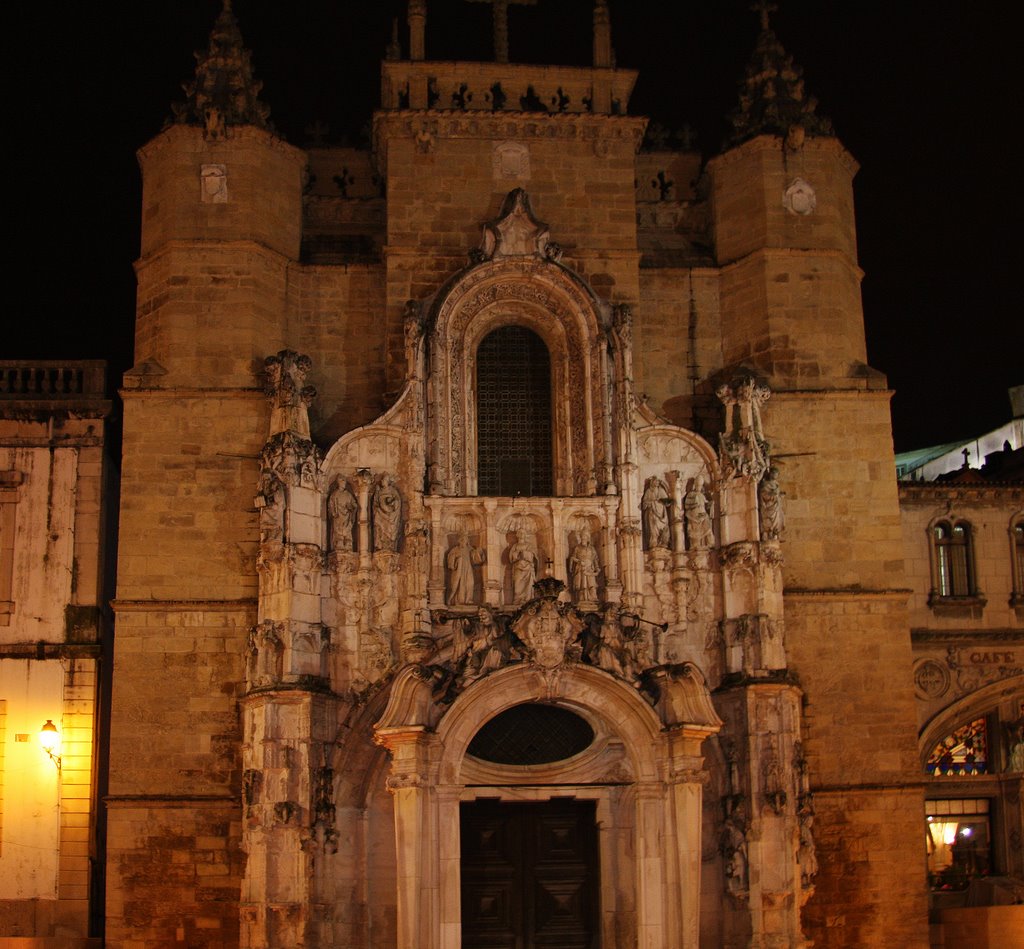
[105,4,927,948]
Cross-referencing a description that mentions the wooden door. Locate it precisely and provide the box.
[460,799,599,949]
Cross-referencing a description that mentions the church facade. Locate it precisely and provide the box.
[105,4,943,947]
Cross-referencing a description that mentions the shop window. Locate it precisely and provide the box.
[926,798,992,891]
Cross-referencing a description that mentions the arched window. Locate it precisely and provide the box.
[476,326,553,496]
[932,519,974,598]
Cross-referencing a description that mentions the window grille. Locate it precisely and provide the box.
[476,326,552,496]
[467,704,594,765]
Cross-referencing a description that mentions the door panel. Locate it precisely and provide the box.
[461,799,599,949]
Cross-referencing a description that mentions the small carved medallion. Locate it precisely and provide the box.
[783,177,816,216]
[201,163,228,203]
[914,658,951,699]
[492,141,531,180]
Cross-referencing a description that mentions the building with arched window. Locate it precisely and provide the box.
[899,388,1024,937]
[69,5,1023,949]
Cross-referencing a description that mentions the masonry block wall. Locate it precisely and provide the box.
[102,9,935,948]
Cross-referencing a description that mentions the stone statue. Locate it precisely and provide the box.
[721,800,748,897]
[797,799,819,888]
[327,479,358,552]
[684,474,714,550]
[1006,719,1024,772]
[255,469,285,546]
[461,607,513,685]
[446,531,484,606]
[642,476,671,550]
[568,530,600,603]
[372,474,402,552]
[588,606,639,683]
[759,466,784,542]
[508,531,539,606]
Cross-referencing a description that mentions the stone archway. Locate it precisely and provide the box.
[374,661,721,949]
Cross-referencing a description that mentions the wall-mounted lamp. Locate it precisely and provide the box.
[39,719,62,770]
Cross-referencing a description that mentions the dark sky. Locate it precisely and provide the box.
[9,1,1019,452]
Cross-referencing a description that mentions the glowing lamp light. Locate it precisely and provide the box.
[39,719,62,769]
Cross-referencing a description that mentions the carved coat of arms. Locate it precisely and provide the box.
[512,599,584,669]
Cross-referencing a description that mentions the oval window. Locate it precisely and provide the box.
[467,703,594,765]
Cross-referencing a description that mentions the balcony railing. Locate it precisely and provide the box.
[0,361,106,399]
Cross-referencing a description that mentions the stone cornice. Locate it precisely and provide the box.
[770,387,894,401]
[134,238,293,275]
[0,642,102,660]
[111,598,257,613]
[899,482,1024,502]
[720,245,864,281]
[136,121,306,165]
[105,794,236,808]
[784,587,911,600]
[706,133,859,176]
[911,628,1024,644]
[118,387,264,401]
[373,109,648,170]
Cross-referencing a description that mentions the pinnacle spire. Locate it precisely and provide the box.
[171,0,272,138]
[728,2,833,148]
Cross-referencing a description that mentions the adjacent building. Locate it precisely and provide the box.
[0,361,111,946]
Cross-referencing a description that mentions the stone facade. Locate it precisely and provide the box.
[0,361,111,946]
[103,5,941,948]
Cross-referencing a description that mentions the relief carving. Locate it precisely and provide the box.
[512,596,585,670]
[758,466,784,542]
[717,375,771,482]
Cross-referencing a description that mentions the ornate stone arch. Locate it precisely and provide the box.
[919,674,1024,770]
[373,660,721,949]
[426,251,613,498]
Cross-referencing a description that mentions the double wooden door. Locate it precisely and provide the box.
[460,799,599,949]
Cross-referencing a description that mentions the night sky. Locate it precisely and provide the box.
[9,1,1019,452]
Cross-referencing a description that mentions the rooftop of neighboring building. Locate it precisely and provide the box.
[897,386,1024,483]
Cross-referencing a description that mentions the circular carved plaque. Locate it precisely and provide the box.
[914,659,950,700]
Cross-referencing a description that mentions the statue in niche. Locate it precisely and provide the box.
[797,797,819,888]
[568,530,600,603]
[508,531,539,606]
[446,531,484,606]
[327,479,358,552]
[1005,718,1024,772]
[255,469,285,546]
[684,474,714,550]
[758,466,784,542]
[372,474,402,552]
[721,798,749,897]
[642,476,671,550]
